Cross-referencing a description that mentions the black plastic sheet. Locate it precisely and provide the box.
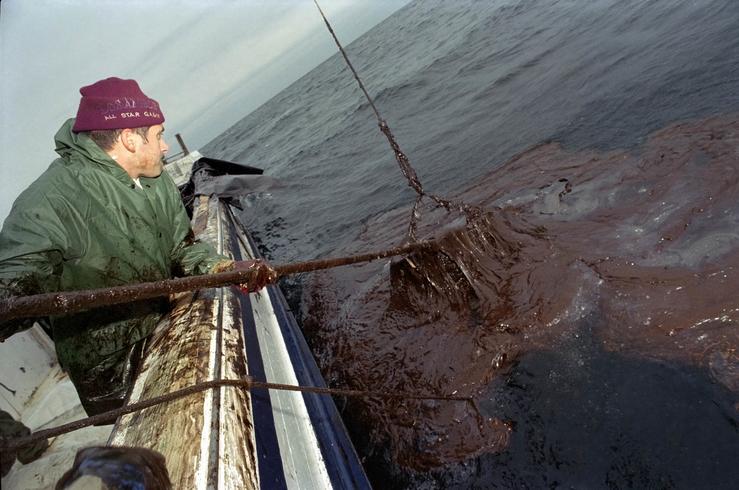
[179,157,281,217]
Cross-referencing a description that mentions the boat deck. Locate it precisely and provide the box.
[0,327,112,489]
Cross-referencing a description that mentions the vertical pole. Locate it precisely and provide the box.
[175,133,190,156]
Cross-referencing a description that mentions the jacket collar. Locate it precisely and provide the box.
[54,118,136,186]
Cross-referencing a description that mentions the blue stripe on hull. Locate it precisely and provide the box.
[237,292,289,489]
[267,286,372,490]
[226,217,289,489]
[226,206,370,489]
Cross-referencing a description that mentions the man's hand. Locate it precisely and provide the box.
[232,259,277,295]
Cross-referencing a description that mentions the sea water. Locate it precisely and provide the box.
[203,1,739,487]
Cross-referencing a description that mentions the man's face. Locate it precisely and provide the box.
[133,124,168,178]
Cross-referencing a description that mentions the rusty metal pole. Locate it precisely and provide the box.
[0,241,437,322]
[175,133,190,156]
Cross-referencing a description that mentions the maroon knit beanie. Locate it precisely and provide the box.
[72,77,165,132]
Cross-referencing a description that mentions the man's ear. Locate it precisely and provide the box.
[119,128,138,153]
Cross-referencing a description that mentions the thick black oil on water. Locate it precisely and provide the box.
[203,0,739,487]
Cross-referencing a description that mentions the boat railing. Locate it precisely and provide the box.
[163,133,191,165]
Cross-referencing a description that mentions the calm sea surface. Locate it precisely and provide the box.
[204,0,739,487]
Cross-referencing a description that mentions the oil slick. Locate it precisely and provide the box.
[303,115,739,476]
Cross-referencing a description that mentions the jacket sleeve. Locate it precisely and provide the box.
[170,227,232,276]
[164,173,231,276]
[0,199,68,340]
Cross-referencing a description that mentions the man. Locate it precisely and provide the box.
[0,77,272,415]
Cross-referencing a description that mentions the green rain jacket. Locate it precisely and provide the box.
[0,118,227,414]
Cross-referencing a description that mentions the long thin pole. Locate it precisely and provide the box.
[0,376,473,453]
[175,133,190,156]
[0,241,434,322]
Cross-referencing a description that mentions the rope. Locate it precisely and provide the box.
[0,376,473,453]
[313,0,480,241]
[0,241,436,322]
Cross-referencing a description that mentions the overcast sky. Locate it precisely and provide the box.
[0,0,409,225]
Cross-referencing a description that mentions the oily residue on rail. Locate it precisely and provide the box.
[302,115,739,478]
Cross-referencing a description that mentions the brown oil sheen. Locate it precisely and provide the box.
[302,115,739,470]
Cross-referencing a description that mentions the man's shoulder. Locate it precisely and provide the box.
[10,159,88,215]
